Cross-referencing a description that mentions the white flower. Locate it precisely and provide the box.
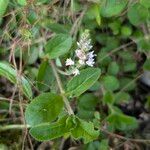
[86,58,95,67]
[78,59,85,65]
[87,51,96,59]
[75,49,86,60]
[65,30,96,76]
[65,58,74,66]
[72,68,80,76]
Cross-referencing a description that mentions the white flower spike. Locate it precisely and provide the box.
[65,30,96,76]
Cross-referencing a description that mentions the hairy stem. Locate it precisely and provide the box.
[0,124,30,132]
[50,60,74,115]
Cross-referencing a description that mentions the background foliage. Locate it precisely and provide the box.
[0,0,150,149]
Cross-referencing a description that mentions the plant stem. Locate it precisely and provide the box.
[50,60,74,115]
[100,128,150,144]
[0,124,30,132]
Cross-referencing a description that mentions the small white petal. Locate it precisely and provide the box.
[65,58,74,66]
[87,51,96,59]
[86,58,95,67]
[72,68,80,76]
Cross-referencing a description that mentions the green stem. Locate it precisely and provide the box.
[50,61,74,115]
[0,124,30,132]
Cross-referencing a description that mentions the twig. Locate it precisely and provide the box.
[100,128,150,144]
[70,6,87,38]
[99,35,150,62]
[99,41,134,62]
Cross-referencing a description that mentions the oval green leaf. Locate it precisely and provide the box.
[45,34,72,59]
[66,68,101,97]
[140,0,150,8]
[25,93,64,126]
[0,0,9,18]
[101,0,127,17]
[37,60,55,91]
[29,116,72,141]
[107,113,138,131]
[102,75,120,91]
[127,3,149,26]
[0,62,32,99]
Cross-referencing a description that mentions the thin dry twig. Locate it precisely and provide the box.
[100,128,150,144]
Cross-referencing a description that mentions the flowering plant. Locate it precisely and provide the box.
[66,30,96,76]
[0,0,149,149]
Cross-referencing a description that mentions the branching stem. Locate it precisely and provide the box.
[50,60,74,115]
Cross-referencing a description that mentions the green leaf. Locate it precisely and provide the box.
[140,0,150,8]
[103,91,114,105]
[108,21,121,35]
[77,94,98,120]
[123,61,136,72]
[93,4,101,26]
[23,47,38,65]
[25,93,64,126]
[127,3,149,26]
[119,77,136,91]
[0,144,8,150]
[30,116,74,141]
[85,141,101,150]
[77,109,95,120]
[137,38,150,53]
[86,4,101,25]
[114,92,130,104]
[71,117,99,143]
[107,113,138,131]
[66,68,101,97]
[102,75,119,91]
[78,93,98,110]
[46,23,70,34]
[118,51,134,60]
[85,140,109,150]
[99,139,109,150]
[121,26,132,37]
[90,81,101,91]
[143,59,150,71]
[17,0,27,6]
[0,62,32,99]
[45,34,72,59]
[97,51,112,66]
[107,61,119,75]
[0,0,9,18]
[37,61,55,91]
[101,0,127,17]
